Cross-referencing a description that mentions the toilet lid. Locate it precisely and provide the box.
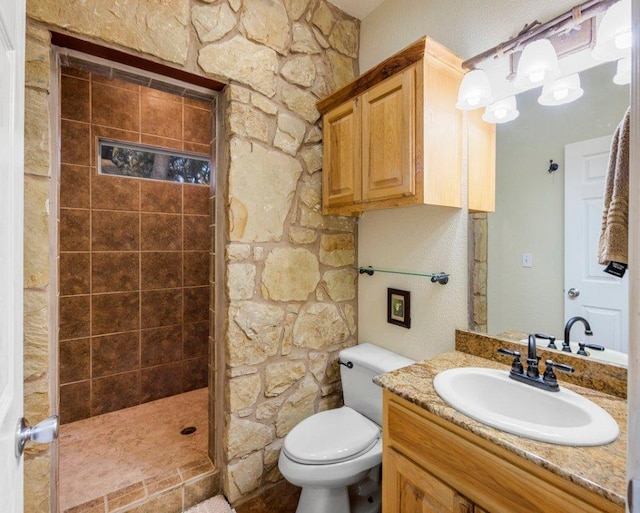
[283,407,380,465]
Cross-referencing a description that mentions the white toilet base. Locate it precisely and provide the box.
[293,467,381,513]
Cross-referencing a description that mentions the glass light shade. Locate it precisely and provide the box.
[482,96,519,124]
[538,74,584,106]
[514,39,561,88]
[614,56,631,85]
[592,0,632,61]
[456,69,493,110]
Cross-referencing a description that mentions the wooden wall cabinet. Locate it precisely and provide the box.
[318,36,496,216]
[382,391,623,513]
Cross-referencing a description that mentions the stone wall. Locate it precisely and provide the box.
[469,213,487,332]
[24,0,360,510]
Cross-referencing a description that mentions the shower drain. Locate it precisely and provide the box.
[180,426,197,435]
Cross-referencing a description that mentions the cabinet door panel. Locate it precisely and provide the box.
[384,448,474,513]
[361,66,416,202]
[322,99,361,209]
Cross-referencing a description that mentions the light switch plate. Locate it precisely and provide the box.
[522,253,532,268]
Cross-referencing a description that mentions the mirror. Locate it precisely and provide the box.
[476,60,630,366]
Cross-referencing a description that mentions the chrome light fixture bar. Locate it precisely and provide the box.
[462,0,622,71]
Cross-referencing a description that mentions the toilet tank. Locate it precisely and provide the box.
[339,343,414,426]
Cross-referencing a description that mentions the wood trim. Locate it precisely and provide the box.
[51,31,225,91]
[384,391,623,513]
[317,37,427,114]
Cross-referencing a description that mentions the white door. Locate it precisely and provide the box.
[0,0,25,511]
[565,136,629,353]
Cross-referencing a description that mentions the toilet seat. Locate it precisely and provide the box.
[283,407,380,465]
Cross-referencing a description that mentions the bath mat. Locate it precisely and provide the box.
[185,495,236,513]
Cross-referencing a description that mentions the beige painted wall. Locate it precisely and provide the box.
[357,0,602,361]
[487,62,630,337]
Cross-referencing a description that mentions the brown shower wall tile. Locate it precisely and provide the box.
[183,357,208,392]
[59,338,91,384]
[60,381,91,423]
[141,252,182,290]
[141,288,183,329]
[91,82,140,132]
[184,185,210,215]
[183,321,208,359]
[59,72,213,421]
[92,292,140,335]
[59,295,91,340]
[60,165,91,209]
[183,106,212,145]
[92,210,140,251]
[140,180,182,213]
[141,134,183,152]
[141,362,183,403]
[184,251,209,287]
[60,252,91,295]
[60,209,90,251]
[184,142,211,155]
[184,215,210,251]
[183,287,209,324]
[92,252,140,293]
[141,88,183,140]
[91,174,140,211]
[91,371,141,415]
[141,325,183,367]
[141,213,182,250]
[61,120,91,165]
[61,75,90,123]
[92,331,140,378]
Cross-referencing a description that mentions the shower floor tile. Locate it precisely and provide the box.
[59,387,210,512]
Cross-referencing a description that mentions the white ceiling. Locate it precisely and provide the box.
[328,0,385,20]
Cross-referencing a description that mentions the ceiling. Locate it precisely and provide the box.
[328,0,385,19]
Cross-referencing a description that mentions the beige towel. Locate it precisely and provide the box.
[598,107,630,266]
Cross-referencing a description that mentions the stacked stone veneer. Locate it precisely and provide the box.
[469,213,488,332]
[25,0,360,510]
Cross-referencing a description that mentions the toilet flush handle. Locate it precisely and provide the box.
[338,360,353,369]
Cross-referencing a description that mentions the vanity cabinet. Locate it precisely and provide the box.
[318,36,496,216]
[382,391,623,513]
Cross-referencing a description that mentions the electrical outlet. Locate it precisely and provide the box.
[522,253,532,268]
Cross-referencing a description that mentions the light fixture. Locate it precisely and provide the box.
[514,39,561,89]
[613,56,631,84]
[538,73,584,106]
[455,69,493,110]
[592,0,632,61]
[482,96,519,124]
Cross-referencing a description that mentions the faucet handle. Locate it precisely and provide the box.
[577,342,605,356]
[534,333,557,350]
[542,360,575,390]
[497,348,524,374]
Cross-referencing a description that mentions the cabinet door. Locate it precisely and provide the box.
[322,98,361,209]
[383,448,474,513]
[361,65,416,202]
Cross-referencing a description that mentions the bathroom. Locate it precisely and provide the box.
[10,0,639,513]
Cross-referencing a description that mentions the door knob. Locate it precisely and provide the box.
[567,288,580,298]
[16,416,59,458]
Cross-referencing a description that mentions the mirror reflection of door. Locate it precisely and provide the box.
[565,136,629,353]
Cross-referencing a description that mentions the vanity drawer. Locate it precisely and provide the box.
[383,391,623,513]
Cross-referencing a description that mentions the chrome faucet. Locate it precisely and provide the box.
[563,316,593,352]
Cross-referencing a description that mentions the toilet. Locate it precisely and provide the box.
[278,343,414,513]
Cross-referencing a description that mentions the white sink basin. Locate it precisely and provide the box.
[433,367,619,446]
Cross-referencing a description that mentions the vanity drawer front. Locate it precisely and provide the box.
[384,391,622,513]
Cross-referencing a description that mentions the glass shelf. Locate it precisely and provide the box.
[354,266,449,284]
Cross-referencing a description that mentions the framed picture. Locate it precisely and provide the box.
[387,288,411,329]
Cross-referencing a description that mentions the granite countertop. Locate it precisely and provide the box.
[375,351,627,506]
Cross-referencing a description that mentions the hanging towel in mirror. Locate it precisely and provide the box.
[598,107,630,273]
